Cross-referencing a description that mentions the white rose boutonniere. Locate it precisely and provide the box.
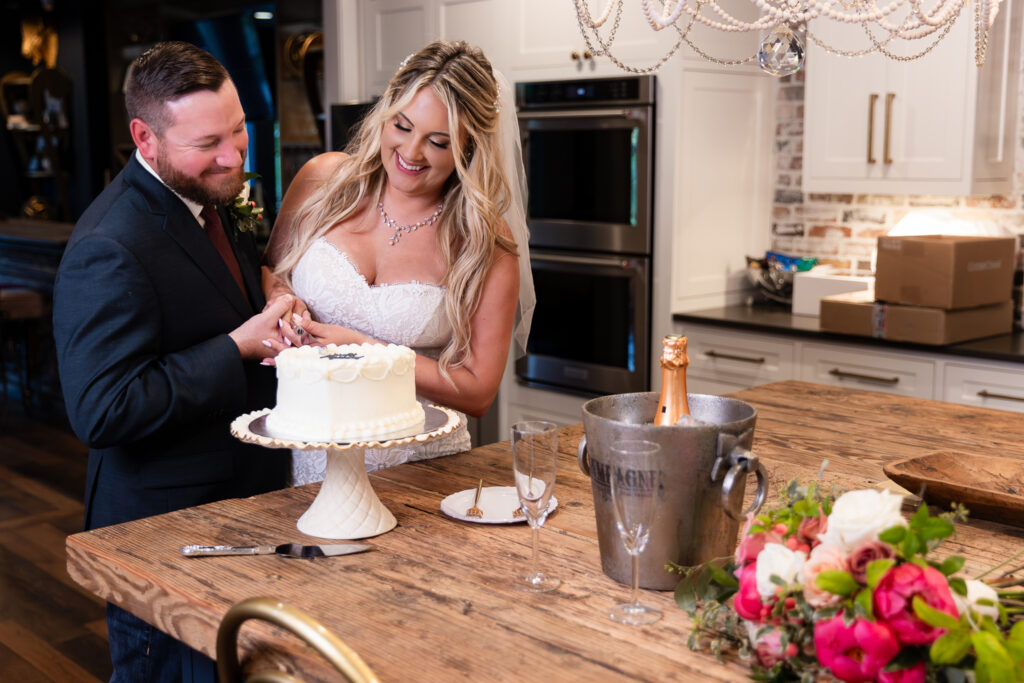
[229,172,264,233]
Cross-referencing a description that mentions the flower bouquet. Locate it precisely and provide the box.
[674,481,1024,682]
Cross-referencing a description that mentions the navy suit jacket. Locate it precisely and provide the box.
[53,155,288,530]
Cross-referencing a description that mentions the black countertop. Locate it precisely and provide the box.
[673,304,1024,365]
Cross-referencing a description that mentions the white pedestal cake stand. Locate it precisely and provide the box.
[230,405,459,540]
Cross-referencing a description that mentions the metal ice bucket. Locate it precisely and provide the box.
[578,392,767,590]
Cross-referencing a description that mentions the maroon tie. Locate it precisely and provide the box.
[201,205,250,305]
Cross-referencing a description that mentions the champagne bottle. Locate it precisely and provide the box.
[654,334,690,425]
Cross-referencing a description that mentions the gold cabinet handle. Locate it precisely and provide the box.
[884,93,895,164]
[583,50,593,59]
[867,94,878,164]
[571,50,580,60]
[978,389,1024,403]
[829,368,899,384]
[705,350,766,364]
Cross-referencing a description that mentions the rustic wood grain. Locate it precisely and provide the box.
[65,381,1024,681]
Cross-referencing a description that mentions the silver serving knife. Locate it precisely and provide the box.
[181,543,374,559]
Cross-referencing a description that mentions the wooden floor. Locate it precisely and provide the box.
[0,408,112,681]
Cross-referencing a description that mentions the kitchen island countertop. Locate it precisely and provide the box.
[674,303,1024,364]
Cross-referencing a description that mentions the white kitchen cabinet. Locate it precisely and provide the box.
[499,380,589,435]
[360,0,436,95]
[669,68,774,312]
[800,342,936,398]
[803,0,1023,195]
[942,360,1024,413]
[679,322,797,394]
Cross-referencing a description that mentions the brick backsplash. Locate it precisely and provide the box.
[770,66,1024,271]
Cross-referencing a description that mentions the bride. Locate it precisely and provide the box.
[260,40,533,484]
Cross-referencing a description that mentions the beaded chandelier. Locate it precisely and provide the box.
[573,0,1002,76]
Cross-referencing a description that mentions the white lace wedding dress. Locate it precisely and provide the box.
[287,237,471,486]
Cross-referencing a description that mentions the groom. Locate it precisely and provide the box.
[53,41,290,681]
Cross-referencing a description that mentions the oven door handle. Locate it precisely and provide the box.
[530,252,637,268]
[517,109,644,120]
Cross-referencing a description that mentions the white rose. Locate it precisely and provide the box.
[953,579,999,620]
[817,489,906,552]
[237,181,250,203]
[755,543,807,599]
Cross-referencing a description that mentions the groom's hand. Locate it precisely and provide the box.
[229,295,294,359]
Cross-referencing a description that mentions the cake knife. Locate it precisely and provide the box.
[180,542,374,559]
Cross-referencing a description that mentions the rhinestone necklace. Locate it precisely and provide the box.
[378,200,444,246]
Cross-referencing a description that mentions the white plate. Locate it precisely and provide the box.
[440,486,558,524]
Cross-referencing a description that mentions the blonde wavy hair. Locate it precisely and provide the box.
[273,40,518,383]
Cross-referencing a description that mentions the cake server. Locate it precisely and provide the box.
[180,543,374,559]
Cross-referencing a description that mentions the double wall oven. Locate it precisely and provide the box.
[515,76,655,397]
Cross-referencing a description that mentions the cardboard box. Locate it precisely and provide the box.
[820,290,1013,345]
[792,267,875,316]
[875,235,1015,310]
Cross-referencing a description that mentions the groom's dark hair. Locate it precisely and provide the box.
[125,41,231,135]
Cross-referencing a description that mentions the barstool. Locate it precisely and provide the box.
[0,285,50,418]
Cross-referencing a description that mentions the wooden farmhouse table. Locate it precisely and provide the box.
[65,381,1024,681]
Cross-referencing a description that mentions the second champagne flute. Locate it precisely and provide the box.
[608,439,663,625]
[510,420,559,592]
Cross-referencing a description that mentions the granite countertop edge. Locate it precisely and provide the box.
[673,304,1024,365]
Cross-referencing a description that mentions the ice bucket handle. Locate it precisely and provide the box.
[577,435,591,476]
[718,447,768,521]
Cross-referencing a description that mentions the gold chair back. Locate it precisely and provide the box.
[216,596,379,683]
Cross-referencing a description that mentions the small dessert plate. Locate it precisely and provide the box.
[440,486,558,524]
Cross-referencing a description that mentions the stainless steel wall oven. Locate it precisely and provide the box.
[515,76,655,396]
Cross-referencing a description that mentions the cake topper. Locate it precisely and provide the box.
[321,352,363,360]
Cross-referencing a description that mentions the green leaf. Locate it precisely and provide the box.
[918,517,955,541]
[815,570,858,597]
[1009,621,1024,645]
[971,632,1017,683]
[675,577,698,614]
[707,561,739,589]
[854,587,874,618]
[939,555,966,576]
[879,526,906,543]
[902,532,923,557]
[930,630,972,665]
[911,503,930,526]
[865,559,896,588]
[911,595,960,630]
[948,577,967,597]
[243,171,261,181]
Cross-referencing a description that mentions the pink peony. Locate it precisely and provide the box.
[800,543,848,608]
[874,563,959,645]
[878,663,927,683]
[735,561,765,621]
[797,510,828,547]
[814,616,901,682]
[847,540,895,584]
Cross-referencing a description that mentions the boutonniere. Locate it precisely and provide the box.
[229,172,264,233]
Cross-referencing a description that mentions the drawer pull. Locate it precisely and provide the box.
[829,368,899,384]
[977,389,1024,403]
[706,350,766,364]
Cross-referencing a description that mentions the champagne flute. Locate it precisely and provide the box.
[608,439,662,625]
[510,420,559,592]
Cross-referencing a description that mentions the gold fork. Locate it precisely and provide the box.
[465,479,484,518]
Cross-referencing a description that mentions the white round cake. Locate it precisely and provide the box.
[266,343,426,443]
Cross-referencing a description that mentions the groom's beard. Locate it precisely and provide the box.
[156,147,246,207]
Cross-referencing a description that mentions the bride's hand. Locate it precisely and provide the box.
[291,311,356,347]
[264,294,308,347]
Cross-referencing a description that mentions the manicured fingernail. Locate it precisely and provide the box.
[277,319,283,328]
[292,313,302,322]
[260,358,274,366]
[284,337,292,346]
[261,340,272,348]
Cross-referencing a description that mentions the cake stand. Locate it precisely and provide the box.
[231,405,459,540]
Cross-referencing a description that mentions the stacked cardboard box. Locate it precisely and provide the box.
[820,235,1016,345]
